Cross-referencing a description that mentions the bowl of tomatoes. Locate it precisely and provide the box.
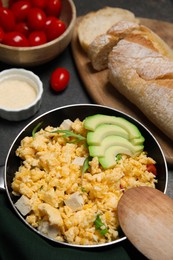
[0,0,76,66]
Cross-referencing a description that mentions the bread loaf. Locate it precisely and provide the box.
[108,39,173,140]
[88,20,173,71]
[88,21,140,71]
[78,7,139,53]
[78,8,173,140]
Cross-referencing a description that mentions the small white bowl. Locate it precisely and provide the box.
[0,68,43,121]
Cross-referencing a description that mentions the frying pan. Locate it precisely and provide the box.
[0,104,168,248]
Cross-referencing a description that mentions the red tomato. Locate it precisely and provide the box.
[2,31,29,46]
[0,27,5,42]
[0,0,2,7]
[50,68,70,92]
[0,7,16,32]
[14,22,30,37]
[30,0,48,9]
[28,31,47,46]
[46,0,62,17]
[44,16,66,41]
[146,164,157,176]
[11,1,31,22]
[27,7,46,30]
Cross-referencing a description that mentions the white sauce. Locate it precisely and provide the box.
[0,79,37,109]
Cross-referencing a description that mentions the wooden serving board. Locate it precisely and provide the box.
[71,17,173,165]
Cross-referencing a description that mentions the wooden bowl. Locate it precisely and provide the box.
[0,0,76,67]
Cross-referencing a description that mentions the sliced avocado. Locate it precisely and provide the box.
[87,124,129,145]
[84,114,118,131]
[131,135,145,145]
[88,136,144,157]
[84,114,142,140]
[99,146,133,169]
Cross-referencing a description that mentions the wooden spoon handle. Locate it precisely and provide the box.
[118,186,173,260]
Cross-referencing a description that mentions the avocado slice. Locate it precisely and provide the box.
[131,135,145,145]
[88,136,144,157]
[87,124,129,145]
[84,114,145,169]
[84,114,143,140]
[99,146,133,169]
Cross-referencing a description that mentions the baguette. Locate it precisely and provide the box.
[78,8,173,139]
[88,20,173,71]
[78,7,139,53]
[88,21,140,71]
[108,39,173,140]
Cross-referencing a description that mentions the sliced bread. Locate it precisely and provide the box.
[88,20,140,71]
[78,7,139,53]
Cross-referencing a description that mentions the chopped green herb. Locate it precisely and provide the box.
[32,122,43,137]
[82,156,91,175]
[94,214,108,236]
[51,129,86,143]
[116,154,122,162]
[94,214,104,230]
[100,228,108,236]
[81,187,87,192]
[81,156,91,185]
[40,185,43,190]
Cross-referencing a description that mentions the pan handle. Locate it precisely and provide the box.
[0,166,5,191]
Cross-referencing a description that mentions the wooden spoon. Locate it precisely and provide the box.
[117,186,173,260]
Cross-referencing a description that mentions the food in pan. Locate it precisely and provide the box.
[12,115,157,245]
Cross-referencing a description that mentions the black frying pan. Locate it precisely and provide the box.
[2,104,168,248]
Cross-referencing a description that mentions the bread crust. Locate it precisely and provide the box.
[88,34,119,71]
[88,21,140,71]
[108,39,173,140]
[88,20,173,72]
[78,8,173,140]
[78,7,139,53]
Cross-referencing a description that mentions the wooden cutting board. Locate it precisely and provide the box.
[71,17,173,165]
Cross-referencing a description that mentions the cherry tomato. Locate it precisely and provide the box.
[28,31,47,46]
[0,27,5,42]
[11,1,31,22]
[0,7,16,32]
[46,0,62,17]
[14,22,30,37]
[27,7,46,30]
[146,164,157,176]
[50,68,70,92]
[2,31,29,47]
[30,0,48,9]
[44,16,66,41]
[0,0,2,7]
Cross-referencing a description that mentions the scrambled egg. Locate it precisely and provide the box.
[12,118,157,245]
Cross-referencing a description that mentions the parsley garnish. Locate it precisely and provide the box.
[82,156,91,175]
[51,129,86,143]
[81,187,87,192]
[81,156,91,186]
[94,214,108,236]
[32,122,43,137]
[116,154,122,162]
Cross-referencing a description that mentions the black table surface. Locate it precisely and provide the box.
[0,0,173,259]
